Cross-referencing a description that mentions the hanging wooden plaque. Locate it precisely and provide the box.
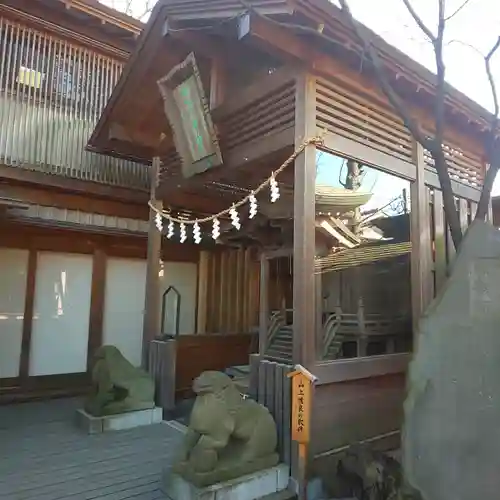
[157,53,223,179]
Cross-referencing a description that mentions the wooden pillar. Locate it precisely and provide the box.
[87,248,107,371]
[19,249,37,382]
[259,254,270,355]
[433,190,447,294]
[410,141,432,330]
[293,72,317,500]
[196,251,209,334]
[142,156,163,369]
[315,273,323,360]
[292,72,317,369]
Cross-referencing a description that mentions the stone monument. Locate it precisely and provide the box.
[403,221,500,500]
[163,371,288,499]
[77,345,161,433]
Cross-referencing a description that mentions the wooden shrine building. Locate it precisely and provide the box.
[88,0,492,487]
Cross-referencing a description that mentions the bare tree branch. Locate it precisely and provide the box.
[125,0,135,14]
[401,0,436,42]
[475,35,500,221]
[340,0,464,249]
[446,39,483,56]
[138,7,154,20]
[338,0,433,152]
[432,0,446,146]
[445,0,474,21]
[485,36,500,120]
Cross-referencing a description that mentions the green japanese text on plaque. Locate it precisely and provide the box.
[158,53,222,179]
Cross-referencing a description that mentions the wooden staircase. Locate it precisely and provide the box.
[264,305,411,362]
[266,325,293,361]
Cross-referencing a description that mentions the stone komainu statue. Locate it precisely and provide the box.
[84,345,155,417]
[173,371,279,487]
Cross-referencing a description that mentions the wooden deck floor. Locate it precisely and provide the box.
[0,398,183,500]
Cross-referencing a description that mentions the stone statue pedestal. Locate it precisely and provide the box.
[75,407,162,434]
[162,464,289,500]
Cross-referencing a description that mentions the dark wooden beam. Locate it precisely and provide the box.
[0,1,135,57]
[160,188,237,215]
[224,128,294,169]
[314,353,410,385]
[163,20,228,60]
[0,164,149,203]
[156,131,293,201]
[236,12,308,63]
[1,183,149,220]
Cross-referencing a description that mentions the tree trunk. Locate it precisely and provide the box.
[433,152,463,249]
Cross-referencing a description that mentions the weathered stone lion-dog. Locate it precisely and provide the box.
[173,370,279,487]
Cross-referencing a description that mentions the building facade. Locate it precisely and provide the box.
[0,0,205,400]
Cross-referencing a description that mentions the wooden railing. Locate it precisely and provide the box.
[0,17,149,190]
[322,306,411,360]
[265,305,411,361]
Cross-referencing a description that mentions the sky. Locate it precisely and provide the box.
[100,0,500,193]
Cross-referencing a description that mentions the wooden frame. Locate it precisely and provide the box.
[292,71,317,368]
[314,353,411,385]
[157,52,223,179]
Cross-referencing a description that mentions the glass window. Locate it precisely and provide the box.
[315,150,413,360]
[102,258,147,367]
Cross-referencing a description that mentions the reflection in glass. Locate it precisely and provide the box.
[315,151,412,360]
[161,286,181,337]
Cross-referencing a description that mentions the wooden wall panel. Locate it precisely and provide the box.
[315,74,484,191]
[316,77,413,165]
[311,373,406,457]
[175,333,256,397]
[203,248,260,334]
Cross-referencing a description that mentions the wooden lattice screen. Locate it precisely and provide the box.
[316,76,413,164]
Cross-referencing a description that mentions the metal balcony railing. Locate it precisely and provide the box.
[0,17,149,190]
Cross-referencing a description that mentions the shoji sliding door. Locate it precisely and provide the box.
[29,252,93,376]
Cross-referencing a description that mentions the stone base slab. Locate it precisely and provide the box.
[162,464,289,500]
[75,407,162,434]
